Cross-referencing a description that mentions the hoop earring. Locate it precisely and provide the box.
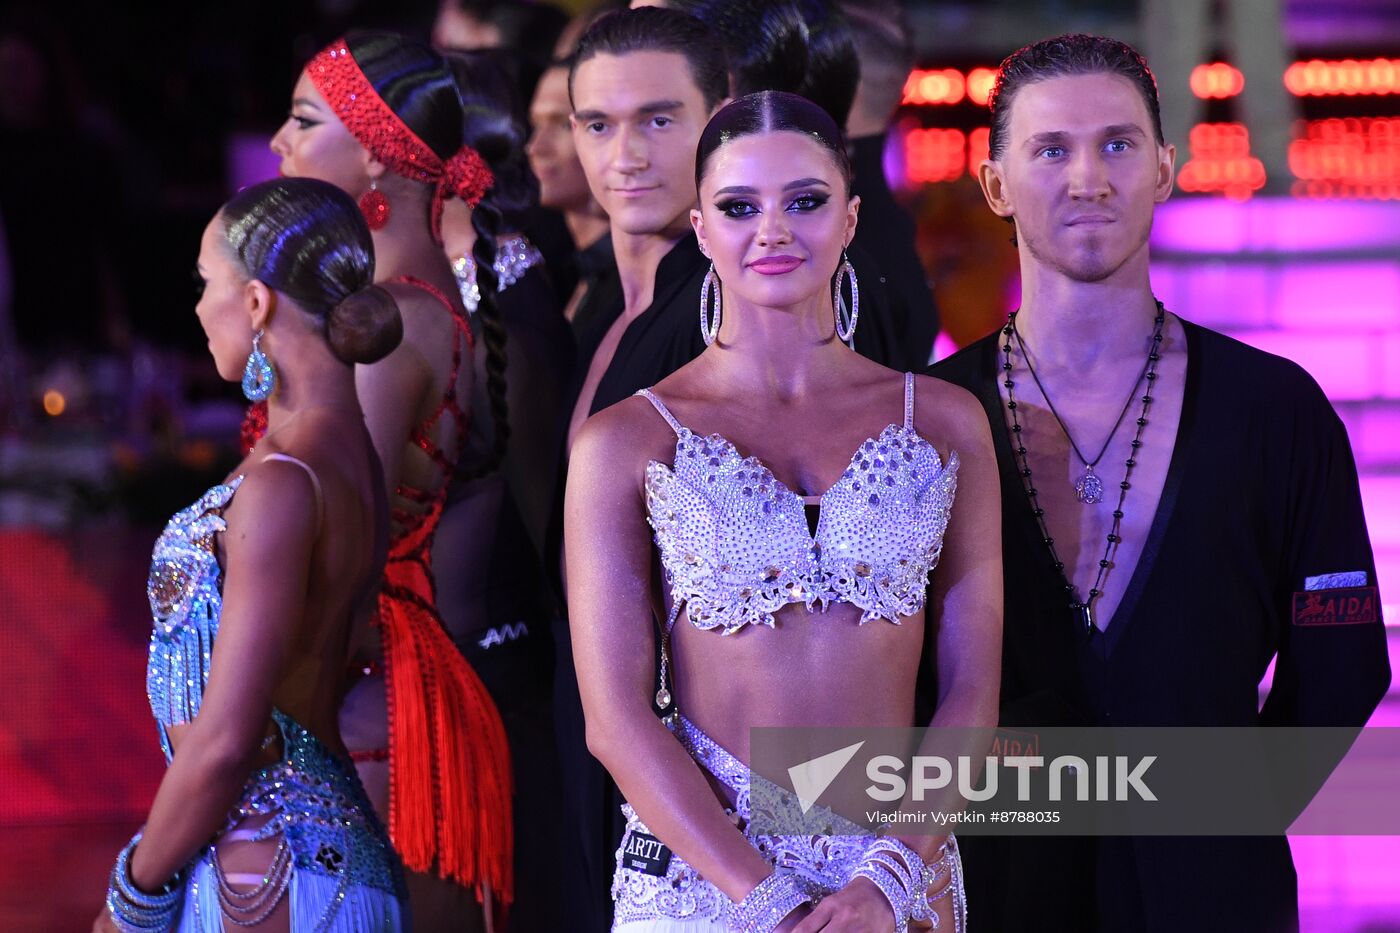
[699,262,721,346]
[241,329,277,402]
[359,180,390,230]
[833,250,859,348]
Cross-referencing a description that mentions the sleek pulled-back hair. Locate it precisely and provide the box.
[988,34,1164,159]
[220,177,402,365]
[668,0,859,129]
[345,31,465,161]
[569,7,729,111]
[695,90,852,194]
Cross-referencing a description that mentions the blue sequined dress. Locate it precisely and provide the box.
[145,476,405,929]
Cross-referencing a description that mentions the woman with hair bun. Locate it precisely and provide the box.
[270,31,511,930]
[96,176,405,931]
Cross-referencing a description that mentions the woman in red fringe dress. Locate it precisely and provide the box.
[261,31,513,931]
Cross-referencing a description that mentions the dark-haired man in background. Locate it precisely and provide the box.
[526,57,612,320]
[927,34,1389,932]
[550,8,727,928]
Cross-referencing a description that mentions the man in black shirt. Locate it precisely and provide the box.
[551,9,726,929]
[928,34,1389,932]
[563,7,723,448]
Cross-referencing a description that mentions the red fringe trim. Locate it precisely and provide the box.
[378,571,513,903]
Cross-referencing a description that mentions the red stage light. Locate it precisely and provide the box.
[1178,122,1266,201]
[905,127,967,183]
[967,127,990,175]
[1289,117,1400,198]
[902,69,966,106]
[966,68,998,107]
[1284,58,1400,96]
[1191,63,1245,99]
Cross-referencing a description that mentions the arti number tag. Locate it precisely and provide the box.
[620,829,672,876]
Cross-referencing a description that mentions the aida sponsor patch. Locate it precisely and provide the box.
[620,829,672,876]
[1292,587,1379,626]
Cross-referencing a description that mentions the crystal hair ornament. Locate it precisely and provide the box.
[451,233,544,314]
[307,39,495,241]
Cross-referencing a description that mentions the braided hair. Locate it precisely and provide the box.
[445,50,541,477]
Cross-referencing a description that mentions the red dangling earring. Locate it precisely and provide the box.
[359,180,390,230]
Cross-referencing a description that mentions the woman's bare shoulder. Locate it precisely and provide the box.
[912,373,994,458]
[222,453,320,548]
[572,393,679,478]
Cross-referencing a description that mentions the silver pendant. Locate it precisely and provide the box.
[1074,466,1104,505]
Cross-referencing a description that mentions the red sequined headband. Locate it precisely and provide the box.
[307,39,494,239]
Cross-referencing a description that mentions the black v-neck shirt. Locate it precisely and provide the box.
[927,319,1390,932]
[570,231,710,420]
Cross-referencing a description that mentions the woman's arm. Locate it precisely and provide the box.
[126,460,319,890]
[565,404,776,902]
[922,381,1003,723]
[902,380,1004,853]
[793,382,1003,933]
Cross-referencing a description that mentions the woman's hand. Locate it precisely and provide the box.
[774,902,814,931]
[91,909,120,933]
[791,876,895,932]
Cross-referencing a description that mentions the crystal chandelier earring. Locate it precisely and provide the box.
[358,180,390,230]
[699,261,721,346]
[833,250,859,347]
[241,329,277,402]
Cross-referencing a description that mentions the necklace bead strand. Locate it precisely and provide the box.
[1001,303,1167,633]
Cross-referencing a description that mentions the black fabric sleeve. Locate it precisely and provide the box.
[1260,376,1390,728]
[1259,372,1390,826]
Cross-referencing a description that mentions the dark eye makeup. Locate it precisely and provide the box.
[713,192,831,218]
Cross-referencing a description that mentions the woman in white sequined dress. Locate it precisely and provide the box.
[565,91,1003,932]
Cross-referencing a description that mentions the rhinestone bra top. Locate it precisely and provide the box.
[638,372,959,634]
[147,476,244,759]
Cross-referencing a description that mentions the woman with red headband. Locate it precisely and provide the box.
[270,32,510,931]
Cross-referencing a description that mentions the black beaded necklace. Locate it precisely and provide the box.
[1000,302,1167,634]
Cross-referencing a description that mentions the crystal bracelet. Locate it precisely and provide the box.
[913,836,967,931]
[728,869,813,933]
[853,858,912,933]
[857,835,967,933]
[106,831,183,932]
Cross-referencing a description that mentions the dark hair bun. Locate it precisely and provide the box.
[326,284,403,364]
